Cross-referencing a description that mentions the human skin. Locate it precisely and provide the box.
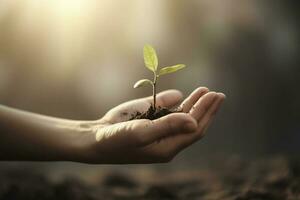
[0,87,225,164]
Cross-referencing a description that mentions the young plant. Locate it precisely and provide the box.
[134,44,186,109]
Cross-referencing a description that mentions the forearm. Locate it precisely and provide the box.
[0,105,94,161]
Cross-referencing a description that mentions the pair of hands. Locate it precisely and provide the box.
[79,87,225,164]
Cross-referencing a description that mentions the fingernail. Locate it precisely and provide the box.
[184,121,197,132]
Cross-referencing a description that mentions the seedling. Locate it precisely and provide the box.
[134,44,186,110]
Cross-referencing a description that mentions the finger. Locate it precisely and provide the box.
[147,93,225,159]
[180,87,209,113]
[197,93,225,136]
[140,113,198,146]
[145,89,183,108]
[174,93,225,148]
[189,92,218,122]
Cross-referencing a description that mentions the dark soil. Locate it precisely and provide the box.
[0,157,299,200]
[131,106,181,120]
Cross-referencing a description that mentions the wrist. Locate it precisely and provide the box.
[62,120,101,163]
[55,120,92,162]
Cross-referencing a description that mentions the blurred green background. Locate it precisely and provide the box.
[0,0,299,172]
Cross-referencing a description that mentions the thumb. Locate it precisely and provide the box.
[96,113,197,148]
[143,113,198,146]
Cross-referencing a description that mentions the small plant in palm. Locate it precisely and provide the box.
[134,44,186,110]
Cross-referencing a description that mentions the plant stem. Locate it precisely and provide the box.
[152,73,157,109]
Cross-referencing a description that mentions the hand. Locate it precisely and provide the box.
[79,87,225,164]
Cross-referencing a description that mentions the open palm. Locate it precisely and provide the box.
[84,87,225,164]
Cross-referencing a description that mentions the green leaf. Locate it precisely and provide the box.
[158,64,186,76]
[143,44,158,73]
[133,79,153,88]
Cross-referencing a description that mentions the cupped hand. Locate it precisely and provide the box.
[80,87,225,164]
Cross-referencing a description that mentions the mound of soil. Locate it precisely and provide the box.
[131,106,181,120]
[0,157,299,200]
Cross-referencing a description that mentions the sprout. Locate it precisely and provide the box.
[134,44,186,109]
